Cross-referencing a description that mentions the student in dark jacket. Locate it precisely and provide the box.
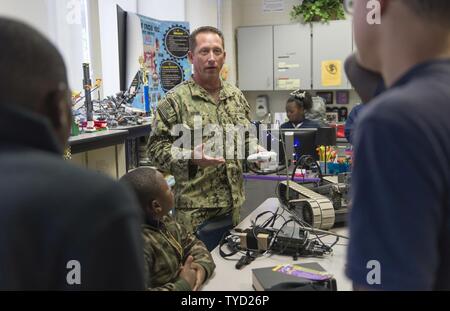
[0,17,145,290]
[280,90,321,129]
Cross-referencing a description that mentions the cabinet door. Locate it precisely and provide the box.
[237,26,273,91]
[274,24,312,91]
[312,20,353,90]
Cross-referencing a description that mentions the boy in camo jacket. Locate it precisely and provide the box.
[120,167,215,291]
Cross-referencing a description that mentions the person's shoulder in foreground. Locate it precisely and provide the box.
[346,0,450,290]
[344,104,365,144]
[347,59,450,290]
[0,17,144,290]
[0,89,145,292]
[0,155,145,290]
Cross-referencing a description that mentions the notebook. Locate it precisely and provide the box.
[252,262,337,291]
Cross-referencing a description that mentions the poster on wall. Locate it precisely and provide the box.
[128,14,190,113]
[321,60,342,87]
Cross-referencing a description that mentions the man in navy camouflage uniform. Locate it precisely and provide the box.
[147,26,259,250]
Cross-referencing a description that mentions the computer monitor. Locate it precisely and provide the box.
[316,127,337,146]
[278,128,318,166]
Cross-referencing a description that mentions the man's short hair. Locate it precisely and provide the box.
[0,17,67,110]
[189,26,225,52]
[120,167,164,211]
[403,0,450,26]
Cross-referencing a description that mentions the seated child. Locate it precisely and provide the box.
[281,90,321,129]
[120,167,215,291]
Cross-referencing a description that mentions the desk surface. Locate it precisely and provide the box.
[69,123,151,144]
[202,198,351,291]
[69,129,129,154]
[109,122,151,131]
[243,173,320,183]
[110,123,151,139]
[69,129,128,144]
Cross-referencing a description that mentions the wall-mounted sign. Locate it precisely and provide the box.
[263,0,285,13]
[160,60,184,91]
[321,60,342,87]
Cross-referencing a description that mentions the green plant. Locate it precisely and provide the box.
[290,0,346,23]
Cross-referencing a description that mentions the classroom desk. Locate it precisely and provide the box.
[69,129,129,154]
[110,123,151,171]
[68,130,128,178]
[68,124,151,178]
[243,173,321,184]
[203,198,351,291]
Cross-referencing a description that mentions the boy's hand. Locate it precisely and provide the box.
[179,256,196,290]
[191,262,206,291]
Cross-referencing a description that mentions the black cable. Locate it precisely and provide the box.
[268,219,293,252]
[219,231,241,259]
[279,219,306,256]
[265,211,284,229]
[242,205,338,259]
[253,210,287,231]
[291,216,335,254]
[328,236,340,249]
[296,217,326,246]
[252,211,276,228]
[235,250,258,269]
[274,181,343,255]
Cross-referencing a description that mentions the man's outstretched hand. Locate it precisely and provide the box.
[191,144,225,168]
